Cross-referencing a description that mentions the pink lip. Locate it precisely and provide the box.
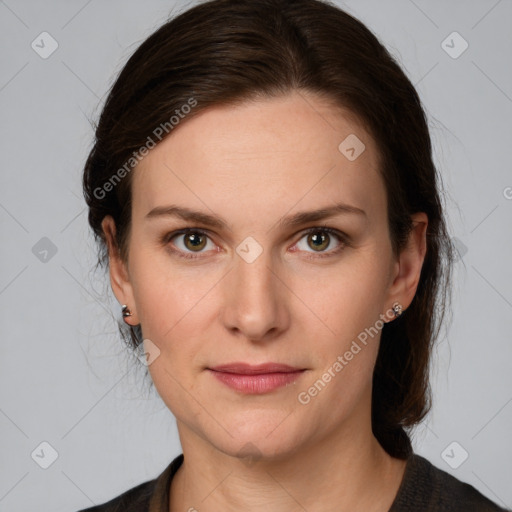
[208,362,306,394]
[210,362,302,374]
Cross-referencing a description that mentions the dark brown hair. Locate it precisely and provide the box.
[83,0,454,459]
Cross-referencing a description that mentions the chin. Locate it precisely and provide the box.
[206,417,306,464]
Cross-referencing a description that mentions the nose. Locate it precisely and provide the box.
[220,246,290,343]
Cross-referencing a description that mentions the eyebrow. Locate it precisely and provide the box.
[145,202,366,230]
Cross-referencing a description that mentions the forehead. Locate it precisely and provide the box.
[131,91,386,227]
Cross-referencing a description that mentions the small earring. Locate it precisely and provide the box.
[121,305,132,318]
[392,302,403,318]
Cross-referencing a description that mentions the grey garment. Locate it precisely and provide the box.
[388,453,510,512]
[77,452,510,512]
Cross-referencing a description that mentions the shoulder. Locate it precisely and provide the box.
[76,478,154,512]
[75,454,184,512]
[390,453,510,512]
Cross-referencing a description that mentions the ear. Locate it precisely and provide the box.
[101,216,138,325]
[385,212,428,318]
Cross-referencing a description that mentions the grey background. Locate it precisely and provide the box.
[0,0,511,510]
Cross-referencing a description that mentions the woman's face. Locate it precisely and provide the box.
[104,91,426,461]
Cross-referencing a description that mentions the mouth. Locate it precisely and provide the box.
[207,362,306,394]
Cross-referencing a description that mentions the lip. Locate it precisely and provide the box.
[208,362,306,394]
[210,362,302,374]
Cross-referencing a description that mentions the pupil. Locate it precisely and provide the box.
[311,232,327,250]
[188,233,203,248]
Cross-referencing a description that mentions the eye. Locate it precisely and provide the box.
[163,226,348,260]
[165,229,216,259]
[293,226,348,258]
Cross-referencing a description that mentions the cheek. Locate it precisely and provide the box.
[128,252,224,375]
[127,243,208,332]
[296,252,390,339]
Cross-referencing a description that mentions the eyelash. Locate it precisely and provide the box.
[162,226,349,261]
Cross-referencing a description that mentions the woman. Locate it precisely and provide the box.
[79,0,509,510]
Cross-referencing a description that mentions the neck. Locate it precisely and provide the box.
[169,410,407,512]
